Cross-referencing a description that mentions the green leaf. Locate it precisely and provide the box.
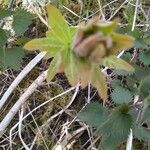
[79,102,109,128]
[91,68,107,100]
[133,65,150,81]
[24,37,65,57]
[99,135,118,150]
[134,38,148,49]
[126,76,138,93]
[75,58,93,88]
[12,8,33,35]
[0,8,13,19]
[142,106,150,122]
[108,33,134,55]
[47,5,71,44]
[0,47,25,70]
[128,29,148,49]
[69,26,77,38]
[134,125,150,141]
[98,21,117,35]
[139,50,150,65]
[98,104,133,149]
[114,69,134,76]
[111,79,122,88]
[65,52,79,86]
[47,52,62,81]
[101,55,134,72]
[111,86,133,104]
[117,27,148,49]
[0,28,7,48]
[139,76,150,100]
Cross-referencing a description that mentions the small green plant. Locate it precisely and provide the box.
[23,4,150,149]
[79,23,150,150]
[0,2,149,150]
[0,7,33,70]
[24,4,134,100]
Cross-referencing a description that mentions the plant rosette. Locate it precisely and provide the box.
[24,4,134,101]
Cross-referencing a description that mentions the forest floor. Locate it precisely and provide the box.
[0,0,150,149]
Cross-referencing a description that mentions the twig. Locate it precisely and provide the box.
[41,83,80,128]
[131,0,139,31]
[30,83,80,150]
[32,6,49,28]
[53,126,86,150]
[9,85,78,148]
[62,5,87,21]
[8,85,76,144]
[0,70,48,137]
[18,106,30,150]
[97,0,105,20]
[126,129,133,150]
[0,52,46,110]
[26,106,49,150]
[108,0,128,20]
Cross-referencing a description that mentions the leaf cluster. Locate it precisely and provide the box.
[79,102,150,149]
[0,7,33,70]
[24,5,135,100]
[78,22,150,148]
[23,5,150,149]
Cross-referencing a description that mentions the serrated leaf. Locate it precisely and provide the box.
[91,68,107,100]
[134,125,150,141]
[76,58,93,88]
[99,135,118,150]
[0,28,7,48]
[101,55,134,72]
[12,8,33,35]
[133,65,150,81]
[111,79,122,88]
[142,106,150,122]
[79,102,109,128]
[0,47,25,70]
[65,52,79,86]
[128,29,148,49]
[24,37,65,57]
[108,33,134,55]
[47,52,61,81]
[126,76,138,93]
[134,38,148,49]
[111,86,133,104]
[117,27,148,49]
[47,5,70,43]
[98,104,133,149]
[139,50,150,65]
[0,8,13,19]
[139,76,150,100]
[114,69,134,76]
